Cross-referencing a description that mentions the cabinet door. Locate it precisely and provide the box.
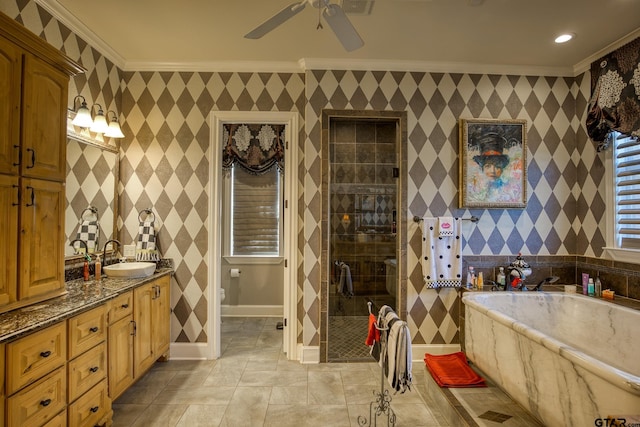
[21,53,68,181]
[19,178,65,300]
[134,282,155,376]
[108,315,134,400]
[0,174,19,306]
[153,275,171,358]
[0,36,22,175]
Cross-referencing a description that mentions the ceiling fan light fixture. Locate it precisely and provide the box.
[554,33,574,44]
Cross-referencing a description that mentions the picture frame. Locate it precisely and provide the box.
[459,118,527,208]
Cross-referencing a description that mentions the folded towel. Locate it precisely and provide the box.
[438,216,454,237]
[424,352,486,388]
[421,217,462,288]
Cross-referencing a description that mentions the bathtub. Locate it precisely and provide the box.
[463,292,640,427]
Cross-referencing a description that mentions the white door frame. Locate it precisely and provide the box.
[208,111,299,360]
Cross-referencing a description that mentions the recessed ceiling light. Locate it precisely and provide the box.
[555,33,574,44]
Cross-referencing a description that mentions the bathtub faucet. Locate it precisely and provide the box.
[532,276,559,292]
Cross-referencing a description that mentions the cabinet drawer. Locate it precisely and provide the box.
[6,322,66,394]
[42,409,66,427]
[68,305,106,359]
[68,342,106,403]
[107,291,133,325]
[7,366,66,427]
[67,379,110,427]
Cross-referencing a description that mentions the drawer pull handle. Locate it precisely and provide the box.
[26,148,35,169]
[89,326,99,333]
[40,399,52,407]
[121,303,129,309]
[40,350,51,358]
[90,406,99,413]
[89,366,99,373]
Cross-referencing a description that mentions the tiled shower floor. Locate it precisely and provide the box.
[328,315,371,361]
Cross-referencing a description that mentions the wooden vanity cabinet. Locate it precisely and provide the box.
[0,12,83,314]
[107,292,135,400]
[134,275,170,377]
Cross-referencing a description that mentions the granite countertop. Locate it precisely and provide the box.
[0,268,173,344]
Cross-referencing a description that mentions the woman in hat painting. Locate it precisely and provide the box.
[468,131,524,204]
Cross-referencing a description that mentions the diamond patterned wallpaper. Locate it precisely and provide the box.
[3,0,609,348]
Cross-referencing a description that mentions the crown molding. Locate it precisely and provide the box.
[124,60,304,73]
[299,58,574,76]
[35,0,126,69]
[573,27,640,75]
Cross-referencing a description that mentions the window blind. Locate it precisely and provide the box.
[231,167,281,256]
[614,133,640,250]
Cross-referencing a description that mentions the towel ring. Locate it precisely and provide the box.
[80,206,99,222]
[138,208,155,222]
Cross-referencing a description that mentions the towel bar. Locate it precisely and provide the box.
[413,215,479,223]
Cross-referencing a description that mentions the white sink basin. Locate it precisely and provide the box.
[103,262,156,278]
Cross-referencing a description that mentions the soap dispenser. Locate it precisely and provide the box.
[95,255,101,281]
[83,254,91,281]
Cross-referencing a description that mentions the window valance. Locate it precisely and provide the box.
[222,124,285,174]
[586,37,640,151]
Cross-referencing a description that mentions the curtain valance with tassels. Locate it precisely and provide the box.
[586,37,640,151]
[222,124,285,174]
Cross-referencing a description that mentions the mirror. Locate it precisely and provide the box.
[64,134,119,259]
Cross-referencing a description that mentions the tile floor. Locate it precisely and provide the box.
[111,317,450,427]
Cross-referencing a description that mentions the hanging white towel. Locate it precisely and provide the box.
[421,217,462,288]
[437,216,454,237]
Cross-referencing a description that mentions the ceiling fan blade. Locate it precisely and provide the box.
[322,3,364,52]
[244,1,308,39]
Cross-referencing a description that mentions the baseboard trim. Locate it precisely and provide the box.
[299,345,320,364]
[412,344,461,363]
[221,304,283,317]
[169,343,210,360]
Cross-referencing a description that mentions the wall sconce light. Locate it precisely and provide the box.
[89,103,109,134]
[71,95,93,128]
[104,110,125,138]
[341,213,351,226]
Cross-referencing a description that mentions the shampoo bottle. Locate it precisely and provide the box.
[467,266,475,289]
[477,272,484,290]
[594,274,602,297]
[588,278,595,296]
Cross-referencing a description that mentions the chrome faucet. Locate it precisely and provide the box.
[532,276,559,292]
[69,239,88,255]
[102,239,121,269]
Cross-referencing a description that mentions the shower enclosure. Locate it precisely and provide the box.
[321,111,407,362]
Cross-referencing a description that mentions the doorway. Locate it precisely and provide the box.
[321,110,408,363]
[208,111,299,360]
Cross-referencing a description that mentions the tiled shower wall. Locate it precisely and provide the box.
[4,0,617,348]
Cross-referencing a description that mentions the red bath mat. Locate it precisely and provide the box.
[424,352,486,388]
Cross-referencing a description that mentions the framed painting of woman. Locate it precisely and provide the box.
[459,118,527,208]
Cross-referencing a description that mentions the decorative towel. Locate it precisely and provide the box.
[437,216,454,237]
[74,207,100,254]
[421,217,462,288]
[338,262,353,297]
[424,352,486,388]
[136,210,160,261]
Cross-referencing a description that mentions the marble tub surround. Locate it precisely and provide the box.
[463,292,640,426]
[0,268,172,343]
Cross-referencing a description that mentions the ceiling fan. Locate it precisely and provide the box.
[244,0,365,52]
